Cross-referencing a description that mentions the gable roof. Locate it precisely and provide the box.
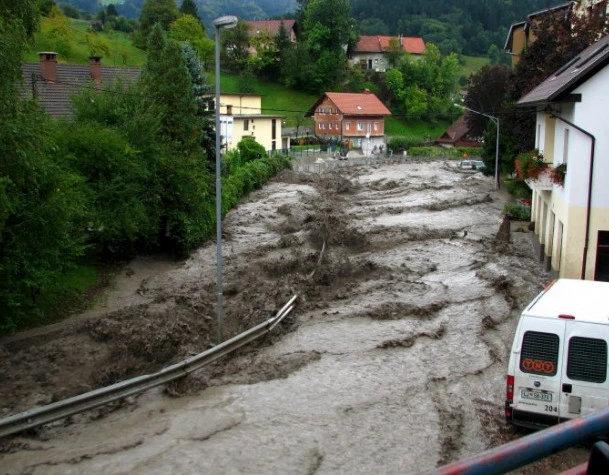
[518,34,609,106]
[21,61,140,118]
[353,35,426,55]
[246,19,296,37]
[306,91,391,117]
[504,2,574,51]
[436,115,473,143]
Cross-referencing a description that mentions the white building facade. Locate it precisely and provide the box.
[519,35,609,281]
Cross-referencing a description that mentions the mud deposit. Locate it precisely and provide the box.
[0,161,587,473]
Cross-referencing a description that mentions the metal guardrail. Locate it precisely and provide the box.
[427,405,609,475]
[0,295,298,439]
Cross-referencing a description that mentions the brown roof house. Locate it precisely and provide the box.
[436,115,482,148]
[21,52,140,118]
[348,35,426,72]
[246,19,297,55]
[306,90,392,156]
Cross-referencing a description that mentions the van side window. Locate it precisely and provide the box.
[520,331,559,376]
[567,337,607,383]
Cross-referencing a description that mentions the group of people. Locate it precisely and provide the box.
[371,144,384,157]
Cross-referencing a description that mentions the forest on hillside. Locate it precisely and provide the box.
[59,0,563,55]
[350,0,561,55]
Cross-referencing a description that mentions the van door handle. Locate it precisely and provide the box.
[562,383,572,393]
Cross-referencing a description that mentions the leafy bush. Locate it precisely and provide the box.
[221,155,291,214]
[408,146,460,157]
[503,202,531,221]
[237,136,267,163]
[505,178,532,199]
[387,136,423,152]
[456,147,483,158]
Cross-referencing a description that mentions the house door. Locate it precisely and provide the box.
[594,231,609,281]
[368,59,373,70]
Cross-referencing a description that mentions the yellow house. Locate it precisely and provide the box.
[505,1,608,68]
[503,3,575,68]
[219,93,288,152]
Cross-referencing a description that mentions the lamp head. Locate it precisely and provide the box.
[213,15,238,29]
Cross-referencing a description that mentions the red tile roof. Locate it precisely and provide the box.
[306,91,391,117]
[354,35,426,55]
[246,19,296,37]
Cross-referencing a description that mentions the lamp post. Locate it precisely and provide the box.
[454,103,500,190]
[214,15,238,342]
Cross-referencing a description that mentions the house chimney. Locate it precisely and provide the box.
[89,56,102,85]
[38,52,57,82]
[226,104,233,115]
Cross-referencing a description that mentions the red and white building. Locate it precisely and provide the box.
[306,90,392,153]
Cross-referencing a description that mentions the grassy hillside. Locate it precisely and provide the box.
[25,18,146,66]
[460,55,491,79]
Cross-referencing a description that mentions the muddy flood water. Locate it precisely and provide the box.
[0,160,588,474]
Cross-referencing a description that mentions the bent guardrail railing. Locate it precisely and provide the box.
[0,295,297,439]
[427,406,609,475]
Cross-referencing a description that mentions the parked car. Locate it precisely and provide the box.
[473,160,485,171]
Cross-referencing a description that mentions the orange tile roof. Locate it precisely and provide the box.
[354,35,426,55]
[246,19,296,37]
[306,91,392,117]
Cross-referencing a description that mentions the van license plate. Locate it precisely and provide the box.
[521,389,552,402]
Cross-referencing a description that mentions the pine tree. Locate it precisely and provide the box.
[179,0,200,22]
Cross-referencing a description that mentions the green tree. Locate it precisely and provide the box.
[179,0,201,24]
[41,5,73,59]
[53,121,159,257]
[135,0,179,49]
[303,0,355,53]
[85,32,110,57]
[169,14,214,65]
[181,43,215,169]
[401,85,427,119]
[140,25,214,255]
[106,4,119,17]
[0,18,86,329]
[385,37,404,68]
[221,20,250,72]
[0,0,39,37]
[141,24,199,148]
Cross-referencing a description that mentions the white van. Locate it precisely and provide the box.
[505,279,609,429]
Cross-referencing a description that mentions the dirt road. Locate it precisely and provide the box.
[0,160,587,473]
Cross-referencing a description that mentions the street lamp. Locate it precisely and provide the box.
[214,15,238,342]
[454,103,500,190]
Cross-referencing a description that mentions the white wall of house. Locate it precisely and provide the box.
[531,65,609,280]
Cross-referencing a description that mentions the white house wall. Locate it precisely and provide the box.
[532,65,609,280]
